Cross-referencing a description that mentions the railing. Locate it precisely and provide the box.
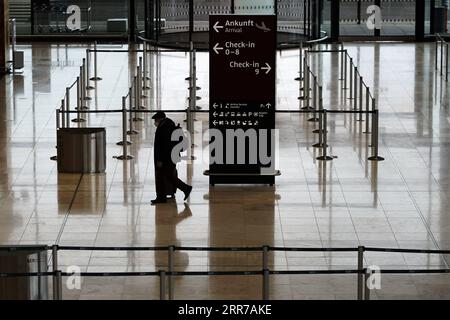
[435,34,449,82]
[1,244,450,300]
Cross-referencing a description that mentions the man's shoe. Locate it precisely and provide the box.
[167,194,176,200]
[183,186,193,201]
[151,198,167,205]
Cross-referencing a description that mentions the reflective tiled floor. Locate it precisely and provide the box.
[0,42,449,299]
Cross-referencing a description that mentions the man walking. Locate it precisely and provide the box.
[151,111,192,205]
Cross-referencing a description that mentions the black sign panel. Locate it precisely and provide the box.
[209,15,276,183]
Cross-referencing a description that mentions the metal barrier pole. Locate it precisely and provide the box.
[91,41,102,81]
[339,43,344,80]
[133,76,143,122]
[168,246,175,300]
[82,59,91,101]
[312,111,323,148]
[435,38,438,70]
[143,44,150,89]
[51,245,60,300]
[295,42,303,81]
[116,96,133,160]
[305,66,310,109]
[358,77,363,121]
[85,49,94,90]
[127,87,139,134]
[364,87,370,134]
[368,109,384,161]
[56,108,60,130]
[357,246,364,300]
[343,50,348,89]
[72,78,85,123]
[65,87,70,128]
[159,270,166,300]
[349,58,353,99]
[308,76,318,122]
[138,58,147,100]
[440,39,444,76]
[364,269,371,300]
[316,110,332,161]
[262,245,269,300]
[446,44,449,82]
[353,67,358,110]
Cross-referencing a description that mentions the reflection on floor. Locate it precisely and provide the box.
[0,42,450,299]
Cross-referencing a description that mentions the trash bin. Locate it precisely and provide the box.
[0,246,49,300]
[57,128,106,173]
[434,6,447,33]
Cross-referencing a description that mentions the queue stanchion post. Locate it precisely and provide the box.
[82,59,92,101]
[127,87,139,135]
[358,77,363,121]
[349,58,353,99]
[168,246,174,300]
[295,42,303,81]
[72,77,86,123]
[116,97,134,160]
[60,99,65,128]
[339,43,344,80]
[308,76,319,122]
[353,67,358,110]
[364,269,371,300]
[435,37,438,71]
[441,38,444,76]
[90,41,102,81]
[56,108,60,130]
[262,245,270,300]
[143,43,151,88]
[159,270,166,300]
[51,245,60,300]
[65,87,70,128]
[364,87,371,134]
[133,76,143,122]
[446,43,448,82]
[368,108,385,161]
[85,49,94,90]
[313,86,324,134]
[357,246,364,300]
[139,57,148,101]
[316,110,333,161]
[343,50,348,90]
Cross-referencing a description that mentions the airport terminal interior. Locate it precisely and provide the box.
[0,0,450,300]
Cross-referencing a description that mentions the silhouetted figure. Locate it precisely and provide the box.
[151,111,192,205]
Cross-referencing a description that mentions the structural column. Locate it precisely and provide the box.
[0,0,9,75]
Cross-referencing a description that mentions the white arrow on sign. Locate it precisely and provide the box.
[213,112,218,117]
[213,120,218,126]
[213,43,224,55]
[213,103,219,109]
[261,63,272,74]
[213,21,224,33]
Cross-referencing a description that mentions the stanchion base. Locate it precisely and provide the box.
[188,86,201,90]
[139,106,147,110]
[84,97,92,101]
[307,117,319,122]
[195,106,202,110]
[312,143,328,148]
[71,118,86,123]
[127,130,140,135]
[90,77,102,81]
[50,156,57,161]
[294,77,303,81]
[143,86,151,90]
[316,156,334,161]
[86,86,95,90]
[301,106,314,111]
[115,155,134,160]
[356,119,365,122]
[368,156,385,161]
[363,131,371,134]
[141,95,148,99]
[75,106,89,110]
[312,129,327,134]
[187,96,202,101]
[117,141,132,146]
[185,77,198,81]
[132,118,144,122]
